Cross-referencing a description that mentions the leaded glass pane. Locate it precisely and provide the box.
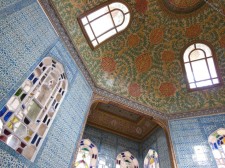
[0,57,68,161]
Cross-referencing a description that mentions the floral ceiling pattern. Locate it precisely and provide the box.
[51,0,225,114]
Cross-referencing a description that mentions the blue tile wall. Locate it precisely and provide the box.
[0,0,93,167]
[142,127,171,168]
[0,0,58,108]
[169,114,225,168]
[82,126,141,168]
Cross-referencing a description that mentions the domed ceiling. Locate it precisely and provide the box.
[51,0,225,114]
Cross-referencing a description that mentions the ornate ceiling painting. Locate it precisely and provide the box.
[87,102,158,141]
[51,0,225,114]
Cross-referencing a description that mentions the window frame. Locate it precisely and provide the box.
[144,149,160,168]
[0,57,68,161]
[74,139,98,168]
[116,151,139,168]
[181,41,223,92]
[77,0,132,50]
[208,128,225,167]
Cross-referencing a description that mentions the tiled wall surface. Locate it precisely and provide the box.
[142,127,171,168]
[82,126,141,168]
[169,114,225,168]
[0,0,92,167]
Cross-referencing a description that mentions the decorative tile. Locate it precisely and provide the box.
[169,114,225,168]
[83,126,141,168]
[0,0,93,167]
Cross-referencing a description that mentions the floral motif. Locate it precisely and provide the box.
[135,0,148,14]
[159,82,176,97]
[149,28,164,45]
[219,35,225,48]
[52,0,225,114]
[101,57,116,73]
[161,50,175,63]
[128,83,141,97]
[128,34,140,47]
[185,24,202,38]
[135,53,152,73]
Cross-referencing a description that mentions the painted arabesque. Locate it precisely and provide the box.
[50,0,225,114]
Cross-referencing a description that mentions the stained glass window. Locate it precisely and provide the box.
[0,57,68,161]
[74,139,98,168]
[144,149,159,168]
[116,151,139,168]
[78,0,131,49]
[209,128,225,168]
[183,42,221,90]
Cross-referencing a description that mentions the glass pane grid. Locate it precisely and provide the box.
[79,2,130,48]
[0,57,67,161]
[184,43,220,90]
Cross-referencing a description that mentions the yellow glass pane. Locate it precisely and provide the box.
[7,122,13,129]
[150,158,154,164]
[12,116,19,123]
[24,136,31,142]
[28,130,33,136]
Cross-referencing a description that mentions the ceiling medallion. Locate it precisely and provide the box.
[161,0,205,14]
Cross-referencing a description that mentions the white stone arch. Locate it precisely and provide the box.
[144,149,159,168]
[0,56,68,161]
[208,128,225,168]
[116,151,139,168]
[74,139,98,168]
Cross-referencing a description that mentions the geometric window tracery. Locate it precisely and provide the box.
[209,128,225,168]
[78,0,131,49]
[144,149,159,168]
[116,151,139,168]
[74,139,98,168]
[0,57,68,161]
[183,42,221,90]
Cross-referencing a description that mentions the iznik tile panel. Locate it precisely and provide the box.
[169,114,225,168]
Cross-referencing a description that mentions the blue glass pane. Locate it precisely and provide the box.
[0,106,7,117]
[217,140,221,145]
[36,137,41,147]
[28,73,34,80]
[33,78,38,84]
[31,134,38,144]
[4,111,13,121]
[214,143,218,149]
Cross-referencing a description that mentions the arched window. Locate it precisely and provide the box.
[116,151,139,168]
[74,139,98,168]
[78,0,131,49]
[182,42,221,90]
[208,128,225,167]
[144,149,159,168]
[0,57,68,161]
